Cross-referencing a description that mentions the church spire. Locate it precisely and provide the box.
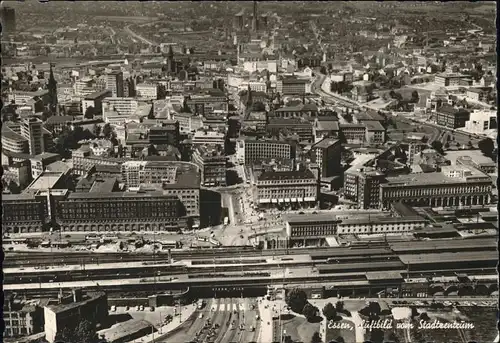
[246,85,253,108]
[48,63,58,112]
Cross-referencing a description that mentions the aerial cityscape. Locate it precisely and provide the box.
[1,1,498,343]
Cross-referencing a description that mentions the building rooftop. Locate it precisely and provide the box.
[382,166,489,187]
[364,120,385,131]
[445,150,496,166]
[1,126,26,142]
[68,190,176,200]
[312,138,339,149]
[390,237,496,252]
[84,89,112,100]
[258,169,315,182]
[366,271,403,281]
[398,251,497,265]
[45,115,75,125]
[316,120,339,132]
[31,152,61,162]
[89,178,117,193]
[46,292,106,314]
[27,172,66,190]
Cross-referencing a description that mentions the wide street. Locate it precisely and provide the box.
[162,298,261,343]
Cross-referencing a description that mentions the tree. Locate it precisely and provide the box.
[335,301,344,312]
[322,302,337,321]
[478,137,494,157]
[157,84,167,100]
[285,288,308,313]
[320,66,327,75]
[93,124,102,137]
[302,303,318,321]
[252,101,266,112]
[110,131,119,146]
[103,123,113,139]
[85,106,96,119]
[311,331,322,343]
[411,90,419,103]
[75,319,99,343]
[431,141,444,154]
[444,142,450,149]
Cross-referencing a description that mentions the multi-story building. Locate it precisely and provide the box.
[339,123,366,144]
[1,160,31,190]
[267,118,314,143]
[120,161,178,187]
[192,130,225,146]
[29,152,61,179]
[364,121,386,144]
[236,138,295,165]
[192,144,227,187]
[57,190,182,232]
[284,213,427,241]
[8,90,50,106]
[72,147,126,176]
[274,103,319,119]
[44,115,75,134]
[3,296,44,338]
[464,109,497,134]
[257,169,317,208]
[379,165,492,210]
[344,167,385,209]
[172,112,204,133]
[105,70,124,97]
[1,125,28,154]
[185,93,228,116]
[434,73,471,87]
[435,105,470,129]
[81,89,113,116]
[21,118,45,155]
[277,77,310,95]
[136,83,158,100]
[44,290,108,343]
[404,133,428,165]
[247,81,268,93]
[310,138,341,178]
[148,122,180,146]
[2,192,49,234]
[456,155,497,175]
[102,97,138,117]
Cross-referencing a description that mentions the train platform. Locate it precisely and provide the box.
[3,260,185,275]
[5,254,312,275]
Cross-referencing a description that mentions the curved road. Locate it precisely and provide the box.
[124,23,156,46]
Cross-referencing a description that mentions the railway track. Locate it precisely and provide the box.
[3,246,391,267]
